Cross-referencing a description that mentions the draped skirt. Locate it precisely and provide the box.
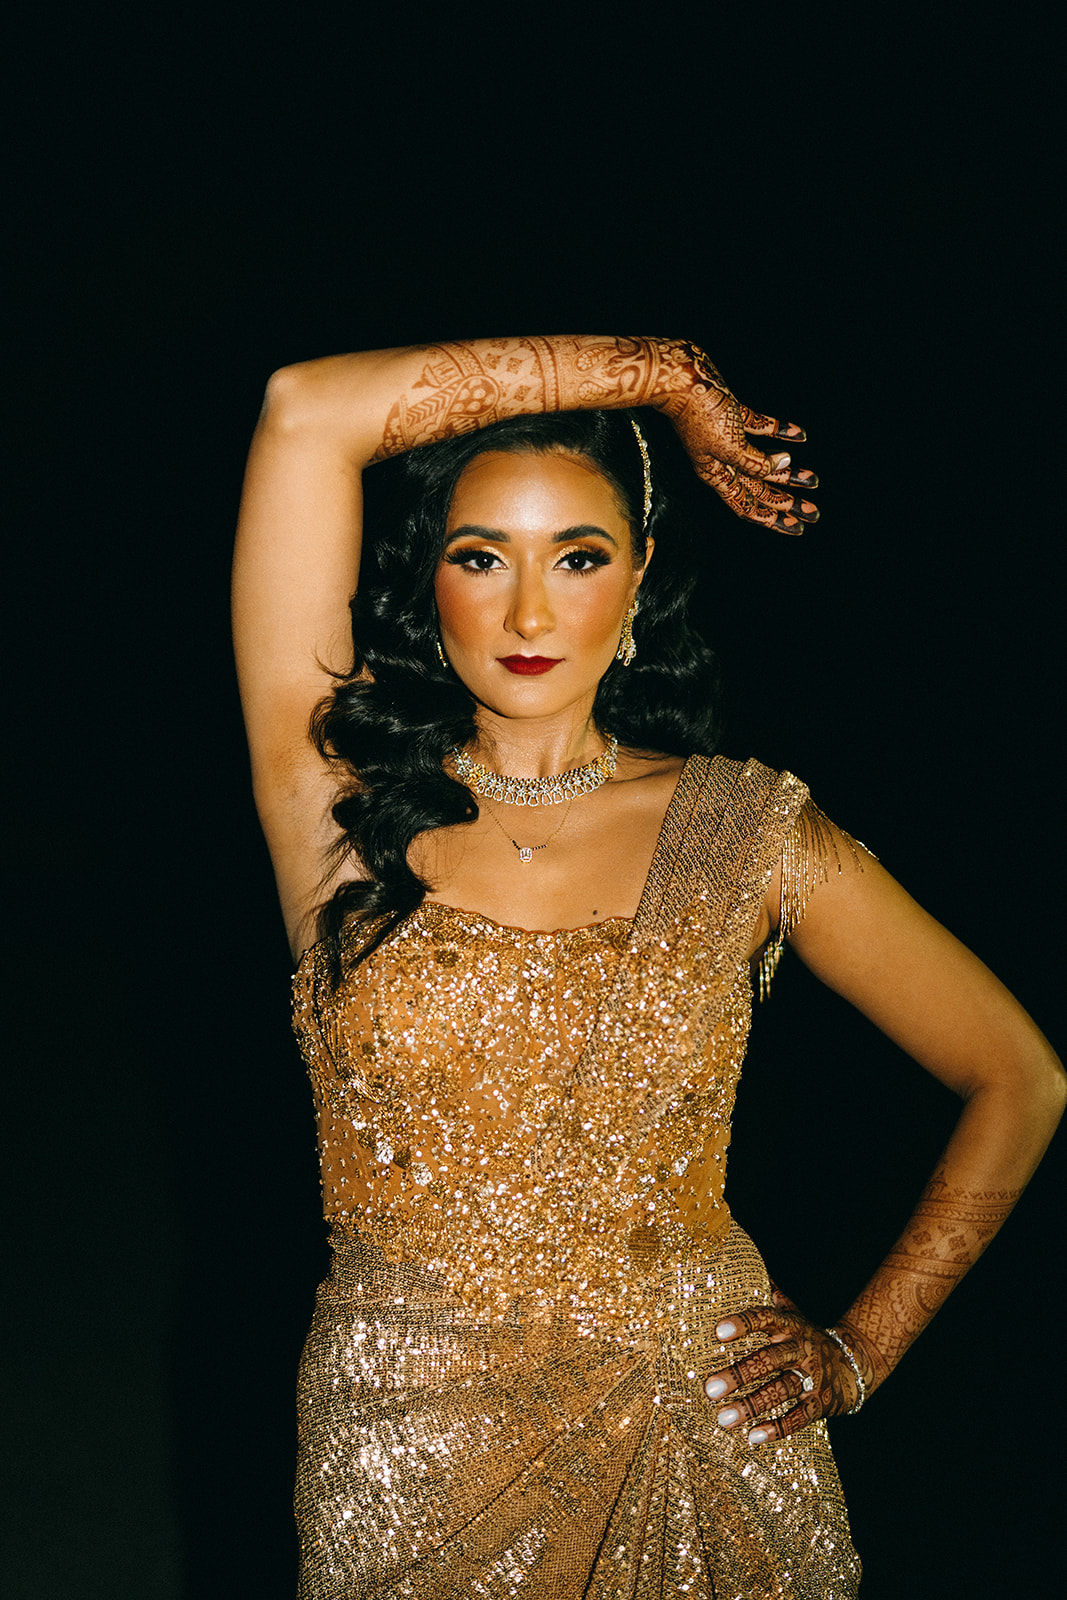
[294,1221,860,1599]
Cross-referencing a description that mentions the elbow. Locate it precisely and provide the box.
[1037,1047,1067,1131]
[260,360,335,435]
[992,1042,1067,1148]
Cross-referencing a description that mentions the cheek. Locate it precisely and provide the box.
[565,585,629,645]
[434,567,492,638]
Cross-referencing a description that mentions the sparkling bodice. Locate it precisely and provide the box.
[292,756,814,1325]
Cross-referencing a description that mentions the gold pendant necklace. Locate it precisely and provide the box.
[482,798,573,863]
[452,737,618,806]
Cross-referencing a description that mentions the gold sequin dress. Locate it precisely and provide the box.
[291,755,862,1598]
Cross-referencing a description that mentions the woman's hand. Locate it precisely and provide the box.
[658,342,819,535]
[702,1285,862,1446]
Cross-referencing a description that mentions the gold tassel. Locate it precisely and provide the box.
[759,801,871,1001]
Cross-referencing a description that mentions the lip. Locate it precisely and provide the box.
[497,655,563,676]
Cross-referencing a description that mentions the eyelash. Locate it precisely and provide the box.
[445,548,612,576]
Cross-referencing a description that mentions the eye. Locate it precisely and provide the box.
[557,548,612,574]
[445,548,503,574]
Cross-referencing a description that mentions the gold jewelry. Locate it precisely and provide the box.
[482,797,573,863]
[452,737,618,806]
[435,636,448,667]
[824,1328,867,1415]
[616,597,639,666]
[629,417,652,530]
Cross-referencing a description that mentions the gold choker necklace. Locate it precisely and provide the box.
[451,738,619,806]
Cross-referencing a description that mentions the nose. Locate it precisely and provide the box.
[506,564,555,641]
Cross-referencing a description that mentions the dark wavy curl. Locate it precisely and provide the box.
[312,408,722,966]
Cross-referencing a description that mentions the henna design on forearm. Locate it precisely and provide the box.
[377,334,728,444]
[836,1165,1024,1388]
[370,334,812,524]
[371,335,690,462]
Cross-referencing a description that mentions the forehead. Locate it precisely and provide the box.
[446,449,628,532]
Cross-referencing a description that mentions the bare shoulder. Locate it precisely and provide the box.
[611,749,688,812]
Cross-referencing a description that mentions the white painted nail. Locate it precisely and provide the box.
[748,1428,770,1445]
[704,1378,727,1399]
[716,1321,737,1340]
[717,1408,739,1428]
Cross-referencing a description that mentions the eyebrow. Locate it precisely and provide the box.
[443,523,619,550]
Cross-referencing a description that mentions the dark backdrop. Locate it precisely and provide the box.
[5,5,1062,1597]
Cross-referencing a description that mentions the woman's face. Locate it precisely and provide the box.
[434,449,650,721]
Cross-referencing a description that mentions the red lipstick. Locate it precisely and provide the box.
[498,655,563,676]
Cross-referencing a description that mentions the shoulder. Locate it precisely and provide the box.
[680,752,810,830]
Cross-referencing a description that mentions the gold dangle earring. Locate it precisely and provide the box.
[616,597,639,666]
[435,635,448,668]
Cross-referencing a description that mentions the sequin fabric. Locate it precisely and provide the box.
[291,757,862,1597]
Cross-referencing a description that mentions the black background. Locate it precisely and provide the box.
[4,3,1063,1597]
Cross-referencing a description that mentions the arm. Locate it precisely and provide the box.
[705,836,1065,1441]
[232,335,815,953]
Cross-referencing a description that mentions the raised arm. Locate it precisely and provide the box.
[232,336,817,950]
[705,838,1065,1440]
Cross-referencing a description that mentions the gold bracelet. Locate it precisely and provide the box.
[824,1328,867,1415]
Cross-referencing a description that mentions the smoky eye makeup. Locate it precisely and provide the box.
[443,547,503,572]
[555,547,612,572]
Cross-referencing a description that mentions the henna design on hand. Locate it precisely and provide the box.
[834,1165,1024,1388]
[704,1303,862,1444]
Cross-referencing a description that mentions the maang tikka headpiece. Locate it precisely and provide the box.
[629,417,653,531]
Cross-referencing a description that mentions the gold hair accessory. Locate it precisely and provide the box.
[616,597,639,666]
[452,738,619,806]
[629,417,652,530]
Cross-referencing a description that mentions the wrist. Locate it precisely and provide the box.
[641,337,713,414]
[823,1327,868,1414]
[832,1317,892,1394]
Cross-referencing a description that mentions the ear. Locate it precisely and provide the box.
[634,536,655,585]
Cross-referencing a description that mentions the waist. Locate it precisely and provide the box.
[319,1213,764,1350]
[323,1191,734,1329]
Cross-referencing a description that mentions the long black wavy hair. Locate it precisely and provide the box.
[312,407,722,964]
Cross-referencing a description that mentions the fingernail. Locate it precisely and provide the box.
[799,501,817,516]
[772,453,791,473]
[748,1428,770,1446]
[704,1378,728,1399]
[717,1408,740,1428]
[715,1321,737,1340]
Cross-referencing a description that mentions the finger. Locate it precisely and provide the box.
[749,505,812,536]
[768,1282,801,1314]
[766,465,818,489]
[698,462,818,528]
[747,1397,823,1447]
[706,1338,802,1400]
[745,480,819,520]
[714,1369,810,1430]
[714,1307,789,1342]
[739,405,807,443]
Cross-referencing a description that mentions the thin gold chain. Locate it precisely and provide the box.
[481,797,573,863]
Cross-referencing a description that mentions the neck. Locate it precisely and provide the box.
[470,702,607,779]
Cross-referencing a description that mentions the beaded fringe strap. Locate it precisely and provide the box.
[452,738,619,806]
[758,801,871,1001]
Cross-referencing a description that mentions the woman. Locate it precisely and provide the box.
[232,335,1063,1597]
